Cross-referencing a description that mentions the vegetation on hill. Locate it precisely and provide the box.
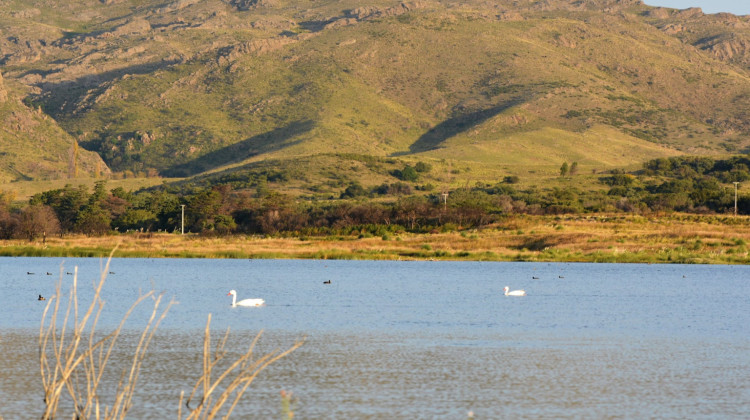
[1,155,748,243]
[0,72,107,182]
[1,0,750,185]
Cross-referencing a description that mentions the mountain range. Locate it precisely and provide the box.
[2,0,750,193]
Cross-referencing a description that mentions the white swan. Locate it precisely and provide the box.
[227,290,265,307]
[503,286,526,297]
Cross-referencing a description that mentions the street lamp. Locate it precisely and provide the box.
[181,204,185,234]
[734,182,739,217]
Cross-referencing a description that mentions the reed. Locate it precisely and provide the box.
[38,248,302,419]
[39,248,172,419]
[178,320,303,420]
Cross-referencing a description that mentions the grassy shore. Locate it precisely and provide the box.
[2,214,749,264]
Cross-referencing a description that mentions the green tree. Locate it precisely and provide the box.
[90,180,108,205]
[113,208,158,231]
[214,214,237,235]
[399,165,419,182]
[187,188,223,232]
[32,184,90,233]
[341,182,367,198]
[560,162,569,177]
[75,205,111,236]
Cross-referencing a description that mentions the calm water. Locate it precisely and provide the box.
[1,257,749,419]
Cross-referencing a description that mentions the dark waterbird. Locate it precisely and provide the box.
[323,280,331,284]
[38,295,45,301]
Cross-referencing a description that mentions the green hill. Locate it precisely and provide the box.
[0,72,107,182]
[1,0,750,191]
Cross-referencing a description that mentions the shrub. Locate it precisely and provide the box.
[503,175,520,184]
[415,162,432,173]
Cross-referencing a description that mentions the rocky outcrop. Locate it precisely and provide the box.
[661,23,685,35]
[345,2,429,21]
[156,0,203,13]
[531,0,641,13]
[230,0,279,10]
[217,36,298,63]
[109,18,152,37]
[676,7,703,20]
[646,8,671,20]
[10,8,41,18]
[701,36,750,62]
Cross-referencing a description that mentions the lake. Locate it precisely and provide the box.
[1,257,749,419]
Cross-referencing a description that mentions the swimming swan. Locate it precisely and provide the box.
[503,286,526,297]
[227,290,265,307]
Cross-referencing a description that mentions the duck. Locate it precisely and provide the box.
[323,280,331,284]
[503,286,526,297]
[38,294,45,301]
[227,290,265,307]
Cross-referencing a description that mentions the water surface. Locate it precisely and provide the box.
[1,258,748,418]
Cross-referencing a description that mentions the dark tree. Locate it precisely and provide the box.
[15,205,60,241]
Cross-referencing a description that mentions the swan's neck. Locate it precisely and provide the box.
[231,293,237,306]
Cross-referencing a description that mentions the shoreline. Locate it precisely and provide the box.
[1,214,748,264]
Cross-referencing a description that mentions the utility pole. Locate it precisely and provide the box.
[442,190,449,211]
[734,182,739,217]
[181,204,185,234]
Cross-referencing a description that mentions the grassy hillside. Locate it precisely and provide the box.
[1,0,749,192]
[0,73,107,182]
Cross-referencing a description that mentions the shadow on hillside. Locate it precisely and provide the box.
[161,120,315,177]
[27,59,182,117]
[513,236,555,252]
[401,99,525,154]
[298,19,338,32]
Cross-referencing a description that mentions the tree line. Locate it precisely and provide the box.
[1,155,749,240]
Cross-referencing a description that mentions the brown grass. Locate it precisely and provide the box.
[5,214,750,264]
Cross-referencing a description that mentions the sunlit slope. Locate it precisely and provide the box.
[0,76,107,182]
[2,0,750,181]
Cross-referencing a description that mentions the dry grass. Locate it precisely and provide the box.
[4,214,750,264]
[38,249,303,420]
[39,249,172,419]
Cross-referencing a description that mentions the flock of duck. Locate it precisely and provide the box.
[30,270,114,303]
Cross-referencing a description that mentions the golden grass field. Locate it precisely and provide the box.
[2,214,749,264]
